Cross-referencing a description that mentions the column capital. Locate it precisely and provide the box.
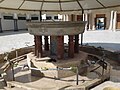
[13,13,18,19]
[26,14,31,20]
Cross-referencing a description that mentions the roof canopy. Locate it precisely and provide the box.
[0,0,120,13]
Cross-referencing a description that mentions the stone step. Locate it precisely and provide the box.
[4,87,26,90]
[7,81,38,90]
[0,77,7,89]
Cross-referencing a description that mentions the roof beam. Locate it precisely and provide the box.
[18,0,26,9]
[40,0,44,11]
[59,0,62,11]
[96,0,106,8]
[76,0,84,10]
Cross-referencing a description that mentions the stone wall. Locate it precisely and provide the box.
[0,46,34,63]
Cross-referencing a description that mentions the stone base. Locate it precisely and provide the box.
[27,52,88,78]
[0,77,7,89]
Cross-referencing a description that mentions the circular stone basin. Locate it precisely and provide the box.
[27,21,86,36]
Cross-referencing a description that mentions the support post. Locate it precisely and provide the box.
[113,11,117,31]
[14,19,18,31]
[13,13,18,31]
[36,36,42,58]
[81,10,84,46]
[74,35,79,53]
[34,35,37,56]
[76,66,79,85]
[57,36,64,59]
[34,35,42,57]
[44,36,49,51]
[68,35,74,58]
[0,18,2,33]
[109,11,114,30]
[26,14,31,22]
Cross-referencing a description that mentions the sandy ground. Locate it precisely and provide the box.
[0,30,120,54]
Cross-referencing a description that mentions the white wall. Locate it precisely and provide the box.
[1,19,14,31]
[18,20,27,29]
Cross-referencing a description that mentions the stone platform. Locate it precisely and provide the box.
[27,51,88,78]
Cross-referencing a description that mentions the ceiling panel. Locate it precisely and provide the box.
[0,0,23,8]
[42,3,60,10]
[20,1,42,10]
[0,0,120,12]
[61,2,80,10]
[99,0,120,7]
[79,0,102,10]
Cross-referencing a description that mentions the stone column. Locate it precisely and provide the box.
[0,13,2,33]
[108,11,114,30]
[0,18,2,33]
[113,11,117,31]
[85,13,88,31]
[50,36,57,56]
[57,36,64,59]
[68,35,74,58]
[26,14,31,22]
[34,35,42,58]
[88,24,91,31]
[74,14,80,53]
[36,36,42,58]
[44,36,49,51]
[34,35,37,56]
[13,13,18,31]
[83,13,85,21]
[74,35,79,53]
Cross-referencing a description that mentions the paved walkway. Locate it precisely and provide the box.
[0,30,120,54]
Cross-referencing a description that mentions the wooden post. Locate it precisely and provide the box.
[57,36,64,59]
[68,35,74,58]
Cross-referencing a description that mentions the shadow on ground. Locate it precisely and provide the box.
[84,43,120,52]
[0,30,28,36]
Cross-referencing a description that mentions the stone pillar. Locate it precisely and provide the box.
[26,14,31,22]
[0,14,2,33]
[44,36,49,51]
[108,11,114,30]
[83,13,85,21]
[57,36,64,59]
[113,11,117,31]
[0,18,3,33]
[74,35,79,53]
[36,36,42,58]
[13,13,18,31]
[85,13,88,31]
[68,35,74,58]
[74,14,80,53]
[34,35,42,58]
[50,36,57,56]
[88,24,91,30]
[34,35,37,56]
